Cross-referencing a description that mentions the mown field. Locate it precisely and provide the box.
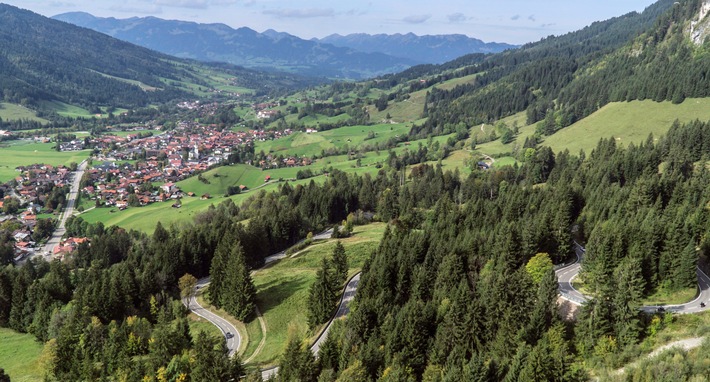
[35,101,129,119]
[0,328,44,382]
[0,140,90,183]
[243,222,386,367]
[79,173,326,233]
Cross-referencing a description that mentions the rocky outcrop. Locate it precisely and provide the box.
[687,0,710,45]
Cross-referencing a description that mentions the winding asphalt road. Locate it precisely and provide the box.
[188,278,240,357]
[186,227,347,369]
[37,159,88,261]
[556,242,710,314]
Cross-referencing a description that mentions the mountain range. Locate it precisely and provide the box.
[51,12,515,79]
[315,33,516,64]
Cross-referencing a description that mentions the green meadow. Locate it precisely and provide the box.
[0,141,90,183]
[0,328,44,382]
[474,98,710,159]
[542,98,710,154]
[79,175,323,233]
[77,129,462,233]
[36,101,128,119]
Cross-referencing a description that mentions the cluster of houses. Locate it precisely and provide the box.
[13,164,72,208]
[176,100,220,114]
[79,122,292,209]
[1,164,79,260]
[253,102,280,120]
[95,122,291,164]
[81,164,189,209]
[59,139,86,151]
[1,191,90,261]
[2,215,37,261]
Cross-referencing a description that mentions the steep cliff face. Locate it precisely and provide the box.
[687,0,710,45]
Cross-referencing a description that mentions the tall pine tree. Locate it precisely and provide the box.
[222,243,256,321]
[331,241,348,287]
[307,258,337,328]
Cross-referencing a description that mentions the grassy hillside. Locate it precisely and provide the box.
[0,103,49,123]
[77,129,458,233]
[0,141,90,182]
[0,328,44,382]
[73,95,710,234]
[79,175,325,232]
[475,98,710,158]
[542,99,710,154]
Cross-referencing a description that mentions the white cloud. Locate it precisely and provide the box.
[447,12,466,23]
[402,14,431,24]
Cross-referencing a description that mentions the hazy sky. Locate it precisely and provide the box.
[4,0,658,44]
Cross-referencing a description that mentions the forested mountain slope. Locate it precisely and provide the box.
[0,4,315,113]
[371,0,710,140]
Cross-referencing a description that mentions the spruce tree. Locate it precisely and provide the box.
[675,240,698,289]
[307,258,337,328]
[222,243,256,321]
[0,368,10,382]
[331,241,348,287]
[207,239,229,308]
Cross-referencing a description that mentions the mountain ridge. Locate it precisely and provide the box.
[315,32,517,63]
[52,12,419,79]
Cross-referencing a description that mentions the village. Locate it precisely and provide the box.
[0,163,85,262]
[0,117,322,262]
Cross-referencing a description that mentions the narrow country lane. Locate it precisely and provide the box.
[556,243,710,314]
[311,272,361,354]
[186,278,240,357]
[185,227,356,374]
[555,244,587,305]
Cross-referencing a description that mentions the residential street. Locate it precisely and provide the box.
[38,159,88,261]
